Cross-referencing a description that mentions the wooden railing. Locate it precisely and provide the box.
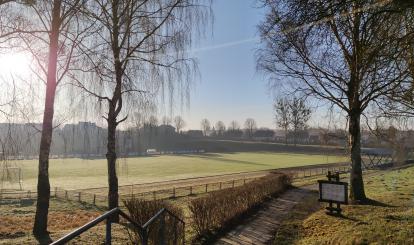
[51,207,185,245]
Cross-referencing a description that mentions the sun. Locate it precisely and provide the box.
[0,52,32,78]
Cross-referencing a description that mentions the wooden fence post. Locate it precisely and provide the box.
[55,187,58,198]
[78,192,81,202]
[65,190,68,200]
[232,180,235,188]
[243,179,246,185]
[153,191,156,200]
[93,194,96,205]
[205,184,208,193]
[190,186,193,195]
[219,182,222,190]
[173,187,176,198]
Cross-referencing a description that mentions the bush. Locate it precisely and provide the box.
[123,198,185,244]
[188,173,291,239]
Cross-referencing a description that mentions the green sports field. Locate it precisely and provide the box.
[10,152,348,190]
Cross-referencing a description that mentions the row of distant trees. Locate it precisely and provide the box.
[198,118,275,139]
[132,114,187,134]
[198,97,311,143]
[274,97,311,146]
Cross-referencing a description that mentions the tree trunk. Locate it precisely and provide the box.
[348,109,367,202]
[294,128,297,146]
[106,108,119,219]
[33,0,61,237]
[106,0,121,219]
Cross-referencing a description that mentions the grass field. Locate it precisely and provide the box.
[8,152,347,190]
[2,164,413,244]
[274,165,414,244]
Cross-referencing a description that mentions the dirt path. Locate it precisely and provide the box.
[215,186,317,245]
[75,162,347,195]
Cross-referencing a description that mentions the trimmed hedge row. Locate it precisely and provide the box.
[123,198,185,244]
[188,173,291,238]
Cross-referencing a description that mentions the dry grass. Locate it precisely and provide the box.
[274,165,414,245]
[0,198,104,244]
[0,210,100,238]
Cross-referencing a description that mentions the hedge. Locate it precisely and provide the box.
[188,173,291,239]
[123,198,185,244]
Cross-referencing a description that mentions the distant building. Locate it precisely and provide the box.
[61,121,106,157]
[273,130,286,142]
[157,124,176,135]
[186,130,203,138]
[253,128,275,141]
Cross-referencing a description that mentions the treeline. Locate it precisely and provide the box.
[198,119,275,139]
[2,118,413,159]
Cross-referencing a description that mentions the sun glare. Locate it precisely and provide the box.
[0,52,31,78]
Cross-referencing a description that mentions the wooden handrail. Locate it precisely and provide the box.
[51,208,121,245]
[50,207,185,245]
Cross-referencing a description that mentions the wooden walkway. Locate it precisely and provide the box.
[215,187,316,245]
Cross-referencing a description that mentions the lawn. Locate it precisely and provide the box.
[274,165,414,244]
[10,152,347,190]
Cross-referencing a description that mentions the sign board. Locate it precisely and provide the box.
[318,180,348,204]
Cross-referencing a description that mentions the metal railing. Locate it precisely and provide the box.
[51,207,185,245]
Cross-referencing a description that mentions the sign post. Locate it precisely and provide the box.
[318,171,348,215]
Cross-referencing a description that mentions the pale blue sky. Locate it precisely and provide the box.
[181,0,275,130]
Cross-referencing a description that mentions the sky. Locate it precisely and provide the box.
[179,0,275,130]
[0,0,343,130]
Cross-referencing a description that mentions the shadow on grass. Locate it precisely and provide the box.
[358,198,396,207]
[327,213,361,222]
[179,153,269,167]
[326,198,396,222]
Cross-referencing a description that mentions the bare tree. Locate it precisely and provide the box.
[215,121,226,137]
[131,112,146,152]
[161,116,171,126]
[274,98,290,145]
[229,120,240,131]
[146,115,158,148]
[132,112,145,130]
[258,0,411,202]
[0,0,89,236]
[200,118,211,136]
[244,118,257,138]
[174,116,185,134]
[75,0,211,212]
[289,97,311,146]
[148,115,159,128]
[381,10,414,118]
[0,1,31,116]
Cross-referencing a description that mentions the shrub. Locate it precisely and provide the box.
[188,173,291,239]
[123,198,185,244]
